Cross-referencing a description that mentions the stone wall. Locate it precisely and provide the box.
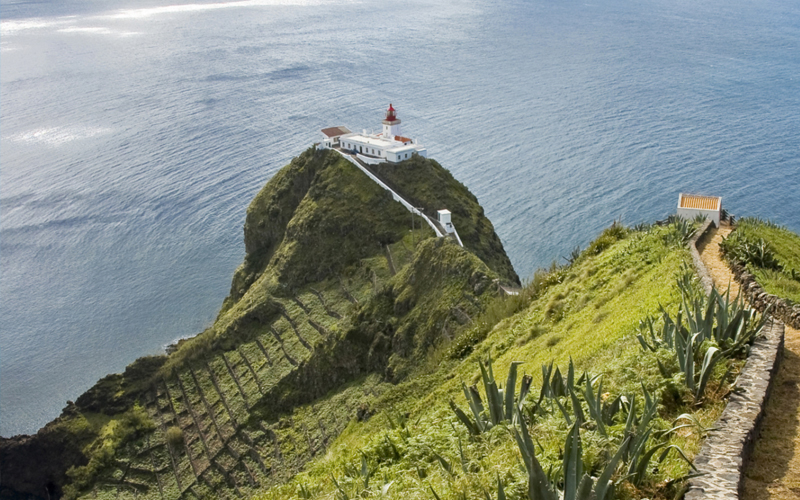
[729,262,800,330]
[684,319,784,499]
[683,221,786,499]
[689,218,715,296]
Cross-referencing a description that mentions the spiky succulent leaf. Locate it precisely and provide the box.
[517,374,533,423]
[563,423,583,500]
[596,436,630,496]
[576,474,594,500]
[632,442,666,486]
[466,383,488,432]
[504,362,521,421]
[450,400,480,435]
[695,346,721,401]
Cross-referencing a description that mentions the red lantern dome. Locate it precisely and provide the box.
[385,103,397,122]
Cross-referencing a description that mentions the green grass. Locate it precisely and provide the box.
[726,217,800,303]
[251,223,728,500]
[363,155,519,285]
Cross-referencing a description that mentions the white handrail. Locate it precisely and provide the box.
[334,149,445,237]
[451,226,464,247]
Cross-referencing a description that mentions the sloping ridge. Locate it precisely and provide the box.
[0,147,518,500]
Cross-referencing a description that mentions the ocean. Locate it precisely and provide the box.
[1,0,798,437]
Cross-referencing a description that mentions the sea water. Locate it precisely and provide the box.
[2,0,798,436]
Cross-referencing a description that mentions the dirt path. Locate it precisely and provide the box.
[696,224,740,297]
[744,322,800,498]
[698,223,800,498]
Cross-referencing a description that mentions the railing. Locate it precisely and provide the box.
[333,149,447,238]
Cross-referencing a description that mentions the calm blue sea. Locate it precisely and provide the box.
[2,0,799,437]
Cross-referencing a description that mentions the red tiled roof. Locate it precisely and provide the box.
[394,135,412,144]
[321,126,351,138]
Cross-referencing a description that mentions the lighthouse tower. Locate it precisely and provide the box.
[382,104,402,138]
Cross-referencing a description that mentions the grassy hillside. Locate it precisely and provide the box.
[0,148,517,500]
[251,222,749,500]
[720,217,800,303]
[363,156,519,286]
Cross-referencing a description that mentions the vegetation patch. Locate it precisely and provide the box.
[251,221,755,500]
[720,217,800,303]
[363,155,519,285]
[5,147,769,500]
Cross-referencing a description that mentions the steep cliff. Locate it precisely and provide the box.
[0,147,517,499]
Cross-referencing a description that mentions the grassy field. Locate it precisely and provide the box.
[253,222,744,500]
[721,217,800,303]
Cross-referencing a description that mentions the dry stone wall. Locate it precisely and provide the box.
[689,219,715,295]
[729,262,800,330]
[684,319,784,499]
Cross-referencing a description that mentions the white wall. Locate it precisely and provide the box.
[356,153,384,165]
[677,207,721,227]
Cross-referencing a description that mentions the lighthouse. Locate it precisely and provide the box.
[319,104,426,163]
[382,104,402,138]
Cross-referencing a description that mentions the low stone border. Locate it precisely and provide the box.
[684,319,784,499]
[683,220,786,499]
[729,262,800,330]
[688,218,715,295]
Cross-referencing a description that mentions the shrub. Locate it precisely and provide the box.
[720,231,781,270]
[585,222,628,256]
[166,426,184,448]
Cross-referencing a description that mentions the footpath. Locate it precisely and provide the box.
[698,223,800,499]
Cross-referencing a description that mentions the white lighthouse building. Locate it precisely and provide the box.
[320,104,427,164]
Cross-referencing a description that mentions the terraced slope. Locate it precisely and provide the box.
[0,148,516,500]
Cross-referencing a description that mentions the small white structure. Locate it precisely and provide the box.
[320,104,427,163]
[438,209,454,234]
[677,193,722,227]
[320,126,352,148]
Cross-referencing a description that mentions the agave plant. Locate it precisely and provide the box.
[678,281,766,398]
[512,417,627,500]
[618,386,693,485]
[524,359,588,426]
[662,219,697,246]
[450,357,533,434]
[637,308,681,352]
[710,288,769,357]
[639,275,767,400]
[563,246,582,265]
[720,231,782,270]
[582,374,626,438]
